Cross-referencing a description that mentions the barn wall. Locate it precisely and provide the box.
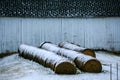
[0,17,120,53]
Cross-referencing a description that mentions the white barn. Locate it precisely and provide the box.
[0,0,120,53]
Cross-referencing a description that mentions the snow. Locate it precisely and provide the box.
[40,42,81,60]
[0,51,120,80]
[76,54,96,64]
[59,42,83,51]
[58,48,80,60]
[40,42,60,53]
[59,42,88,52]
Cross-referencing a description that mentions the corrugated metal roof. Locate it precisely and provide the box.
[0,0,120,18]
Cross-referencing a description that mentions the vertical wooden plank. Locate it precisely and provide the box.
[42,18,62,44]
[84,18,106,49]
[0,18,22,53]
[61,18,85,44]
[0,17,120,53]
[105,18,120,51]
[0,18,5,53]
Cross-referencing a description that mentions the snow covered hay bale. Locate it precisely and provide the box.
[39,41,60,53]
[74,55,102,73]
[18,44,76,74]
[59,49,102,73]
[59,42,96,57]
[40,42,102,73]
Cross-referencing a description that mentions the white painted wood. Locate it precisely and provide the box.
[0,17,120,53]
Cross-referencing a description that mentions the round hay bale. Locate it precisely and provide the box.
[83,59,102,73]
[54,61,76,74]
[82,49,96,57]
[39,42,60,53]
[75,57,102,73]
[59,42,96,57]
[18,44,77,74]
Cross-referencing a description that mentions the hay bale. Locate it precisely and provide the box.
[59,42,96,57]
[58,48,102,72]
[18,44,76,74]
[39,42,60,53]
[40,42,102,72]
[54,60,76,74]
[75,56,102,73]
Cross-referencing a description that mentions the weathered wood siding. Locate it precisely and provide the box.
[0,17,120,53]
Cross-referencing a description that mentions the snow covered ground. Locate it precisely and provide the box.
[0,51,120,80]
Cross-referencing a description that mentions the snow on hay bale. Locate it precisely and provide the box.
[59,42,96,57]
[18,44,76,74]
[40,42,102,73]
[40,42,60,53]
